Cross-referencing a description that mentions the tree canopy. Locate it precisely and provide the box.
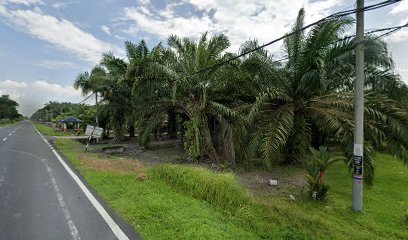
[69,8,408,184]
[0,95,22,120]
[30,101,96,127]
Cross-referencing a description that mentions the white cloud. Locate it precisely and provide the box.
[0,0,44,6]
[390,1,408,14]
[32,80,81,97]
[37,60,79,69]
[100,25,111,35]
[0,2,123,63]
[0,79,28,88]
[121,0,342,52]
[51,2,68,9]
[138,0,150,5]
[387,28,408,43]
[385,17,408,43]
[0,79,82,116]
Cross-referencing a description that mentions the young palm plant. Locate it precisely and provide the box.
[303,146,345,200]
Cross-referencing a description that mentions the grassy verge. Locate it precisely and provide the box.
[55,139,261,239]
[153,164,252,212]
[55,139,408,240]
[33,122,72,136]
[0,119,21,128]
[0,123,14,128]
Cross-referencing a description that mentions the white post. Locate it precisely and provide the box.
[353,0,365,212]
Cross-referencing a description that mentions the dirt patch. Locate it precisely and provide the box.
[237,166,307,197]
[76,139,307,198]
[137,172,149,181]
[122,142,184,165]
[77,153,142,174]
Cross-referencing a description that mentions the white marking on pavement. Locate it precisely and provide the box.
[41,159,81,240]
[32,123,130,240]
[0,176,4,187]
[2,138,7,141]
[0,145,81,240]
[8,133,12,136]
[68,220,80,239]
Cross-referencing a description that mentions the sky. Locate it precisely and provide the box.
[0,0,407,116]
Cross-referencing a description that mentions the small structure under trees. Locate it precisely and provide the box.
[59,116,82,132]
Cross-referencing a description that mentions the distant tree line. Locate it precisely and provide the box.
[0,95,23,124]
[30,101,96,130]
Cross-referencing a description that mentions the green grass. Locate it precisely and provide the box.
[153,164,252,212]
[55,139,260,239]
[0,122,13,128]
[55,139,408,240]
[0,119,21,128]
[33,122,71,136]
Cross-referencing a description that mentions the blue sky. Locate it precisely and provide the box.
[0,0,407,116]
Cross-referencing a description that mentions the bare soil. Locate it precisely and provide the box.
[79,138,307,198]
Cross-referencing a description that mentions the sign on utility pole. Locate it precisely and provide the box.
[353,0,365,212]
[85,125,103,138]
[84,125,103,152]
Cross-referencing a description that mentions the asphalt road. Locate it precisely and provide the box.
[0,121,138,240]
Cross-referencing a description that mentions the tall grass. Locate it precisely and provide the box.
[33,123,69,136]
[153,164,252,213]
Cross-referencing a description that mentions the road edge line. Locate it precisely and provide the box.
[31,122,130,240]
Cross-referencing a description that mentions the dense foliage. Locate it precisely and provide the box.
[0,95,23,122]
[303,146,346,200]
[30,101,96,129]
[72,9,408,183]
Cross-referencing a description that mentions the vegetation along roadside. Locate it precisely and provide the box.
[55,138,408,240]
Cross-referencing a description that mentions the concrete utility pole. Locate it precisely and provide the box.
[353,0,365,212]
[95,92,99,127]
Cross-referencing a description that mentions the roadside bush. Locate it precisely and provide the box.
[303,146,345,201]
[0,118,12,125]
[153,164,252,212]
[305,177,330,201]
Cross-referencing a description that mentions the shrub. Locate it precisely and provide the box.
[153,164,252,212]
[303,146,345,201]
[0,118,12,125]
[306,176,330,201]
[137,172,149,181]
[405,210,408,222]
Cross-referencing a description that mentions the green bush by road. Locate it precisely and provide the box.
[33,123,73,136]
[55,139,408,240]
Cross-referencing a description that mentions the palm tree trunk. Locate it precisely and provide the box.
[201,119,220,164]
[319,170,325,185]
[128,124,135,137]
[167,108,178,139]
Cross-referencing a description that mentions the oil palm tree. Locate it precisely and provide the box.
[248,9,408,183]
[134,33,248,166]
[124,40,177,145]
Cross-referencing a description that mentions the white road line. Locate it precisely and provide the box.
[41,159,81,240]
[32,123,129,240]
[0,147,81,240]
[8,134,12,136]
[0,176,4,187]
[2,138,7,142]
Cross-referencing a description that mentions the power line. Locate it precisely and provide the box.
[267,23,408,65]
[189,0,401,77]
[78,93,94,104]
[374,22,408,39]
